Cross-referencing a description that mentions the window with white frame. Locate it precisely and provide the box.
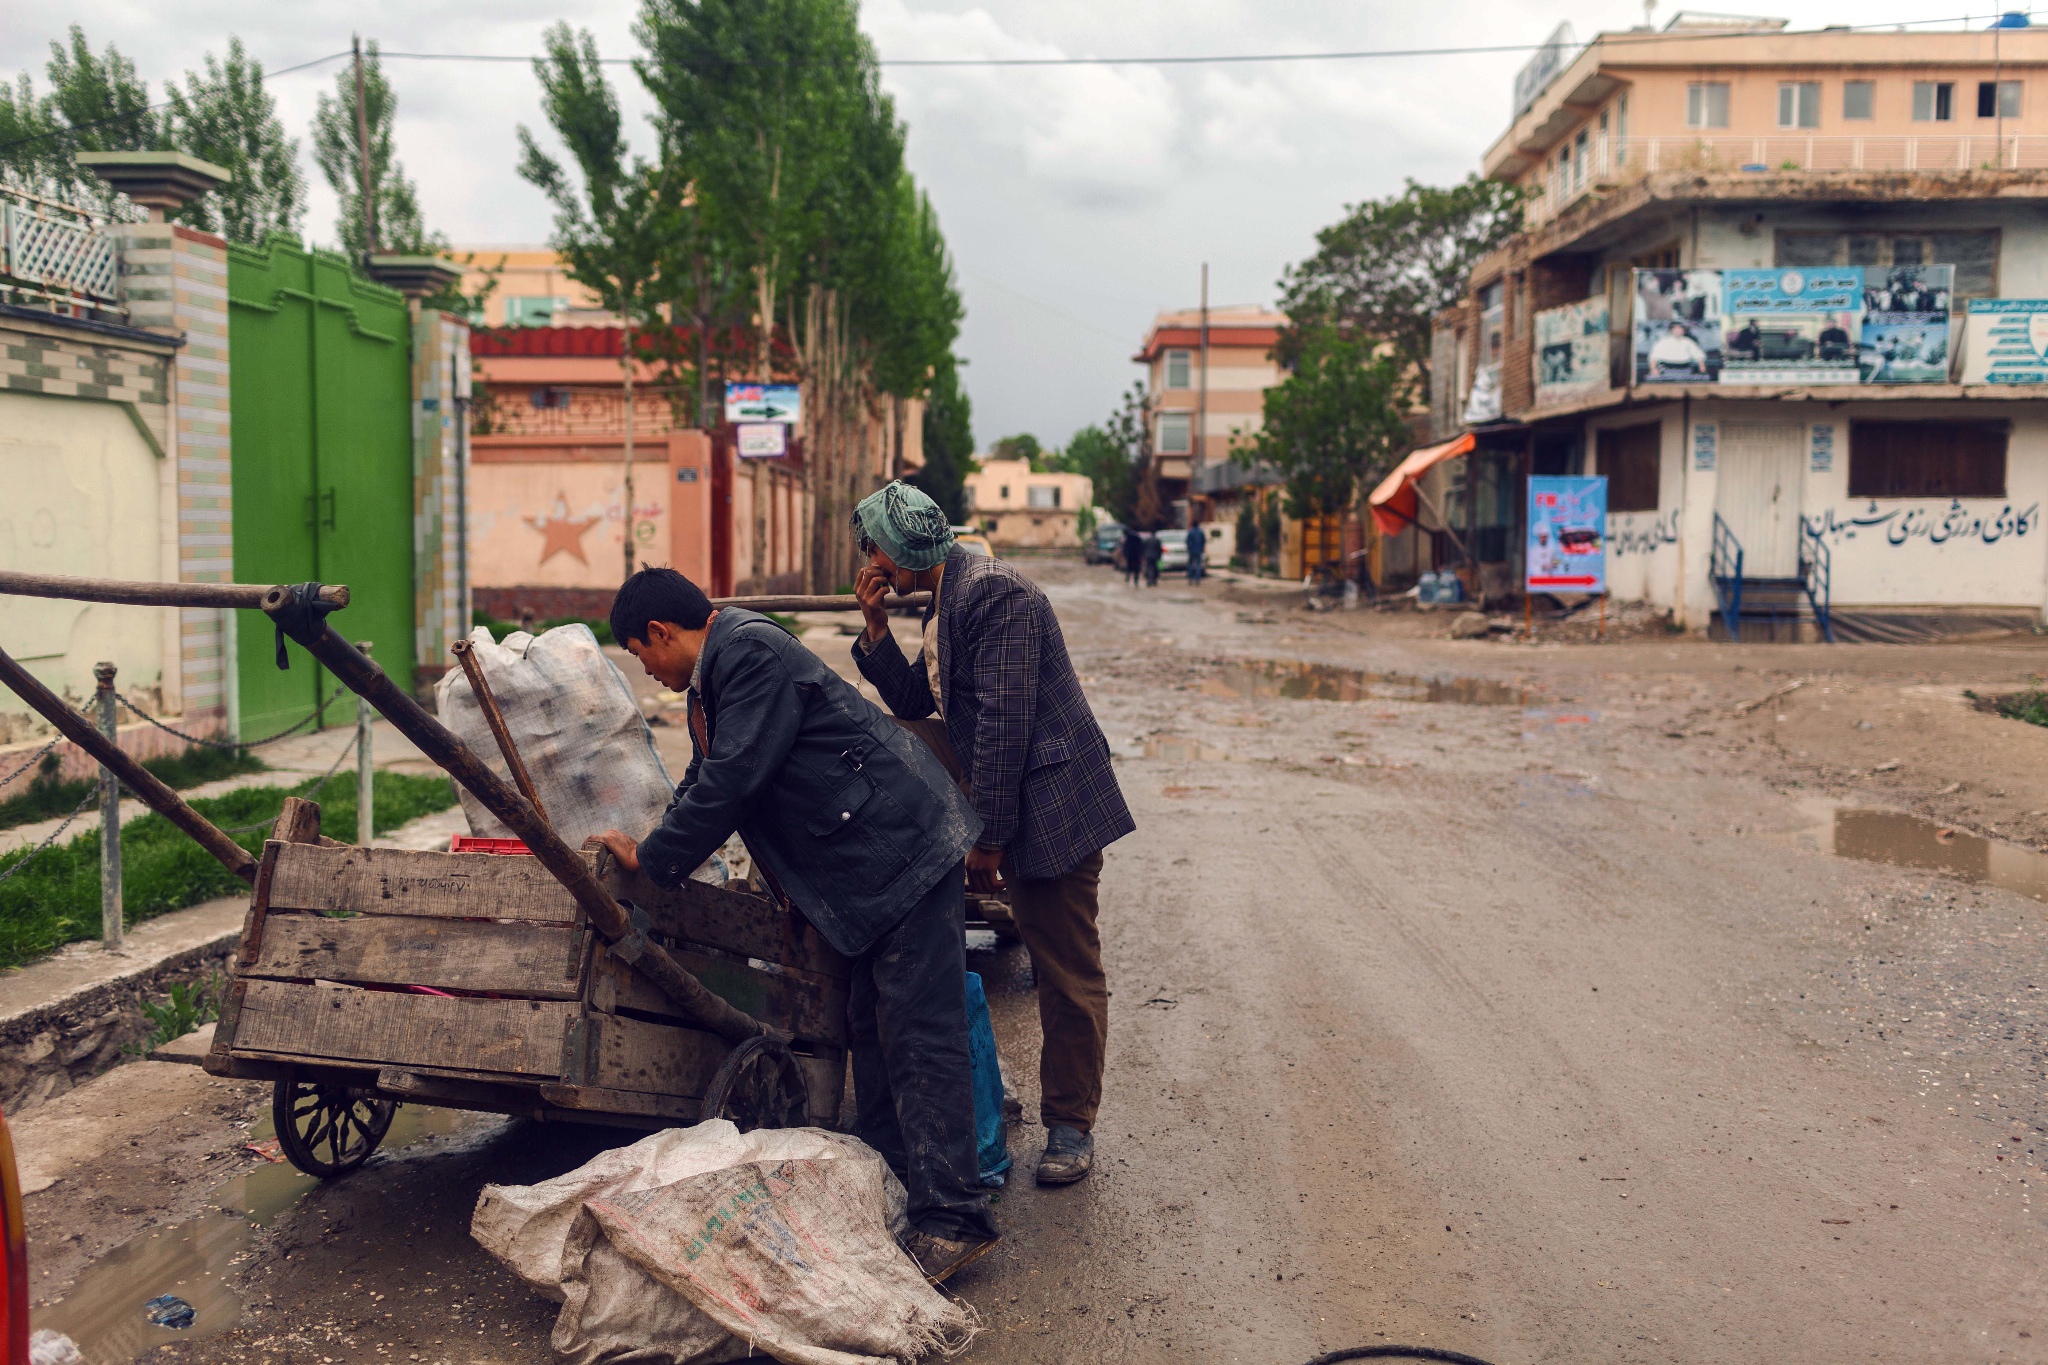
[1913,81,1955,121]
[1843,80,1874,120]
[1027,485,1060,508]
[1156,411,1192,454]
[1165,349,1191,389]
[1573,128,1588,189]
[1687,82,1730,129]
[1777,82,1820,128]
[1979,80,2022,118]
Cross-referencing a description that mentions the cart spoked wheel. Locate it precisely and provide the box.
[272,1072,397,1177]
[702,1035,811,1131]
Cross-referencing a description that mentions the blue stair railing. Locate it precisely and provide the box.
[1799,521,1835,643]
[1710,511,1745,640]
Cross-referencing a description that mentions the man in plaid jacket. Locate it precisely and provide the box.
[851,482,1134,1186]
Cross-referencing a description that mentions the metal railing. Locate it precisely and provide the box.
[1710,511,1746,639]
[1530,132,2048,225]
[1799,521,1835,643]
[0,183,124,317]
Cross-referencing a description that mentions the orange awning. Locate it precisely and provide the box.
[1367,432,1475,537]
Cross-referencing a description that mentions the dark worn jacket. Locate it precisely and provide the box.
[636,609,980,958]
[853,546,1133,881]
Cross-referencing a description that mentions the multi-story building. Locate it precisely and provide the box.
[963,460,1094,547]
[1134,305,1286,523]
[454,247,609,327]
[1422,13,2048,637]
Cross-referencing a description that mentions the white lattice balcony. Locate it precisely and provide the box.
[0,185,124,317]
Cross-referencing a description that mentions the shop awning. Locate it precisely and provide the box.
[1367,432,1474,537]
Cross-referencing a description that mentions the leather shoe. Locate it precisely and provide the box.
[1036,1124,1093,1185]
[900,1229,998,1285]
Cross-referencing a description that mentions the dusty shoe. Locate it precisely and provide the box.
[1036,1124,1094,1185]
[900,1229,998,1285]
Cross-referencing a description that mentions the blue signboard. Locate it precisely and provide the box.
[1527,476,1607,594]
[1721,267,1863,384]
[723,381,802,424]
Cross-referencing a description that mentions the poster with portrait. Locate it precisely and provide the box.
[1860,264,1953,383]
[1633,269,1722,384]
[1534,297,1610,404]
[1526,475,1607,594]
[1720,267,1863,384]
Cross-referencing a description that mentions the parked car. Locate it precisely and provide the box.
[1155,529,1189,573]
[1085,521,1123,565]
[955,531,994,557]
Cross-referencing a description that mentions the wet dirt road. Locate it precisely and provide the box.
[40,557,2048,1363]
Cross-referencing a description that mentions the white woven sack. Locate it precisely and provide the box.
[473,1123,969,1365]
[434,624,674,851]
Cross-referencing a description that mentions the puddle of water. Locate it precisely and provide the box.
[1201,660,1528,706]
[1830,808,2048,902]
[34,1102,468,1363]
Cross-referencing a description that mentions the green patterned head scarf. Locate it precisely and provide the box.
[852,481,954,571]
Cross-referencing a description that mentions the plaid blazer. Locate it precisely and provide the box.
[854,545,1133,881]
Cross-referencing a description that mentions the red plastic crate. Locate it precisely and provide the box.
[448,836,533,856]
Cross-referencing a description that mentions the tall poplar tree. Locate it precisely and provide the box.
[311,40,441,256]
[166,38,304,243]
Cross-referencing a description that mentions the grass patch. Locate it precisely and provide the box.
[0,770,458,971]
[472,609,614,646]
[1994,688,2048,728]
[0,746,268,832]
[128,972,227,1056]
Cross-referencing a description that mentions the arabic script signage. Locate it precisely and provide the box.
[1961,300,2048,385]
[1802,500,2040,547]
[1533,298,1609,405]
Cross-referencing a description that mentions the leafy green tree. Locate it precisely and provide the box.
[1102,382,1154,527]
[311,40,441,255]
[1061,424,1135,526]
[518,23,681,578]
[991,433,1042,468]
[1278,174,1523,401]
[1248,325,1409,520]
[0,27,160,204]
[165,38,303,242]
[911,353,974,523]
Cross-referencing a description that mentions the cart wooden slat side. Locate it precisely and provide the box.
[205,839,851,1133]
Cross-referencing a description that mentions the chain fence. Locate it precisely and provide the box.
[0,786,99,889]
[114,689,344,752]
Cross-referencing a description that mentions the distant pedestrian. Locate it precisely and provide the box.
[1185,523,1207,584]
[1143,532,1162,586]
[1121,528,1145,587]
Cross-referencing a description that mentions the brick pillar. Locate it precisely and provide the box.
[410,307,472,697]
[114,222,233,734]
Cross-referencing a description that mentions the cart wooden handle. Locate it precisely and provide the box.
[710,592,929,613]
[0,571,348,612]
[449,639,549,825]
[263,590,777,1045]
[0,643,257,884]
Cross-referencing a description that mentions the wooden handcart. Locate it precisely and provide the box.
[0,571,927,1178]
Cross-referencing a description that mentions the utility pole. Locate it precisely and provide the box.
[622,310,637,579]
[1197,262,1210,528]
[352,36,378,259]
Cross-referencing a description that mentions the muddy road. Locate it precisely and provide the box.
[29,556,2048,1363]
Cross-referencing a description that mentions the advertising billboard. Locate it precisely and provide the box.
[1962,299,2048,384]
[1527,476,1607,595]
[1633,270,1723,384]
[1721,267,1862,384]
[723,382,802,424]
[1533,297,1610,404]
[1860,265,1953,383]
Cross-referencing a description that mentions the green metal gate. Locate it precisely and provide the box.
[228,240,415,739]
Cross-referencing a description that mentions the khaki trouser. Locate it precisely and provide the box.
[892,717,1110,1133]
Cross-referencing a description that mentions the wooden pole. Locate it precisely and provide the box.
[1525,592,1534,641]
[262,594,776,1044]
[94,662,123,950]
[450,638,549,825]
[1599,593,1607,640]
[0,571,347,612]
[710,592,929,614]
[0,645,256,884]
[355,642,375,849]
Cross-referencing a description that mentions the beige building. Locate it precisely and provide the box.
[965,460,1093,547]
[1422,13,2048,635]
[454,247,610,327]
[1135,305,1286,516]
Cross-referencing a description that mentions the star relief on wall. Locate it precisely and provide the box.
[525,496,602,566]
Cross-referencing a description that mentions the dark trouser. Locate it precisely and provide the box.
[846,863,996,1243]
[1187,551,1205,583]
[1008,851,1108,1132]
[887,716,1111,1133]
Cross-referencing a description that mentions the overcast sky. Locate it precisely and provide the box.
[3,0,1975,447]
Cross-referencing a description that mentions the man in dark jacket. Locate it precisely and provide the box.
[849,482,1135,1187]
[593,567,996,1283]
[1119,526,1145,587]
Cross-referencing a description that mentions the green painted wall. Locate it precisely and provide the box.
[227,239,415,740]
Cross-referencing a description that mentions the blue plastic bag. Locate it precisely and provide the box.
[964,972,1011,1185]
